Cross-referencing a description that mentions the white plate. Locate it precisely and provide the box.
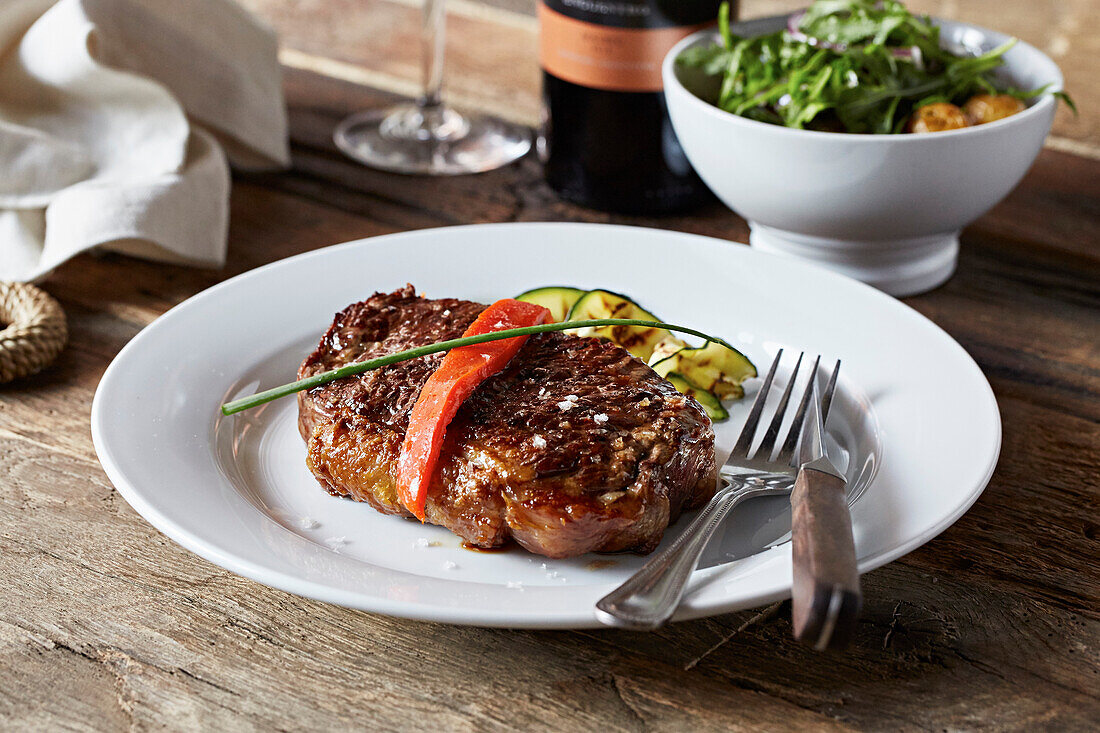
[92,223,1000,628]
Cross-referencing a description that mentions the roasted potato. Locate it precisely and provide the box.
[963,94,1027,125]
[907,103,970,133]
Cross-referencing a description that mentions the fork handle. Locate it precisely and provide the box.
[791,467,861,650]
[594,481,786,630]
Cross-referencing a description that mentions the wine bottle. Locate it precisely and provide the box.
[538,0,728,214]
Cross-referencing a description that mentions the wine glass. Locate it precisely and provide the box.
[334,0,531,175]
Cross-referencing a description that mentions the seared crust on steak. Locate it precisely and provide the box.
[298,285,717,558]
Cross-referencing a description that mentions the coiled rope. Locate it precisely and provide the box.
[0,281,67,383]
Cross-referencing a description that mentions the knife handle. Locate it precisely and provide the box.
[791,467,861,650]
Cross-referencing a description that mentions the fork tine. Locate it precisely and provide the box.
[821,359,841,425]
[775,355,820,464]
[730,349,783,458]
[756,351,804,459]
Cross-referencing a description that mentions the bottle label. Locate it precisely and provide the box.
[539,1,714,93]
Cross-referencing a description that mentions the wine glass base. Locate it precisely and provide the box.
[334,104,531,175]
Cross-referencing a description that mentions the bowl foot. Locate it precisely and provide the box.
[749,225,958,297]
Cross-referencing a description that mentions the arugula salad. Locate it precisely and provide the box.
[677,0,1073,134]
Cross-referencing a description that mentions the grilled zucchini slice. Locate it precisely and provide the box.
[566,289,669,361]
[516,285,749,420]
[666,373,729,421]
[515,286,587,323]
[651,342,757,399]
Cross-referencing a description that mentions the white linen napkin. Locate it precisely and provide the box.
[0,0,290,282]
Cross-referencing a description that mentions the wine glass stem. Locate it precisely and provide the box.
[420,0,446,109]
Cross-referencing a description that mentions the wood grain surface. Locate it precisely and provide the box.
[2,3,1099,731]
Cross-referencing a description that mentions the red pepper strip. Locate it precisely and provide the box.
[396,299,552,520]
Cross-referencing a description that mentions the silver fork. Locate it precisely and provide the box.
[594,349,840,631]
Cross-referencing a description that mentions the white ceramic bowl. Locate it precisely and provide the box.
[663,16,1064,296]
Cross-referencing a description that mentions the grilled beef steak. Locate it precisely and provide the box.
[298,286,717,558]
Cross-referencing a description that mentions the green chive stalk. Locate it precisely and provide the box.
[220,319,738,415]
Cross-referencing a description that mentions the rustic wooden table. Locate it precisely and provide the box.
[3,2,1099,730]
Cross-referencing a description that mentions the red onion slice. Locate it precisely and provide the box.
[892,46,924,69]
[787,11,806,37]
